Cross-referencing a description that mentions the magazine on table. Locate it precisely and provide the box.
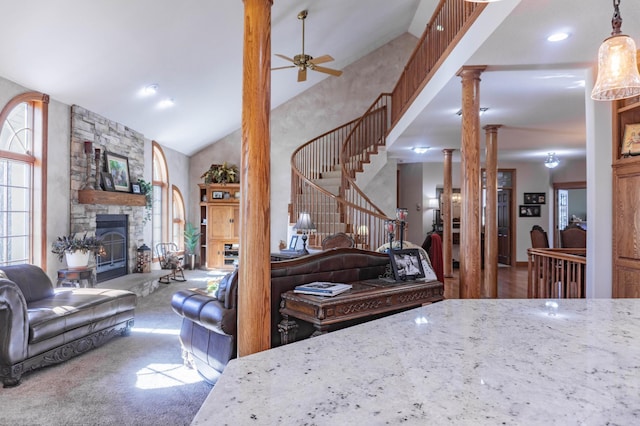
[293,282,353,296]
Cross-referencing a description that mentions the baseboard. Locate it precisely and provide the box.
[516,261,528,267]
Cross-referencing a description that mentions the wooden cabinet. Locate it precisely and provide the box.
[198,183,240,269]
[612,94,640,297]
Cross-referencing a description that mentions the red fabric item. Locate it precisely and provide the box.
[428,233,444,283]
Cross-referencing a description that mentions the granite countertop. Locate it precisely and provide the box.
[192,299,640,425]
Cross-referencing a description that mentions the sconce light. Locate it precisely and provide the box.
[544,152,560,169]
[591,0,640,101]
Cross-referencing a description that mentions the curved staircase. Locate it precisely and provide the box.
[289,0,486,251]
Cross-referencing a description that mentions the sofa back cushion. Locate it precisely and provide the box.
[0,264,54,303]
[215,269,238,309]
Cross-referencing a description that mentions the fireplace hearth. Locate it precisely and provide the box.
[96,214,128,282]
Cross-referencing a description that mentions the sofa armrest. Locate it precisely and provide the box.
[171,290,236,336]
[0,279,29,366]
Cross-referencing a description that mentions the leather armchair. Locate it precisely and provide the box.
[171,269,238,384]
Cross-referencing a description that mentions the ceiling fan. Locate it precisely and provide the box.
[272,10,343,82]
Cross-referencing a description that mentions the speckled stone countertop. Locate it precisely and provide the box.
[191,299,640,425]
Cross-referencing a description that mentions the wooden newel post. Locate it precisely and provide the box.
[238,0,273,357]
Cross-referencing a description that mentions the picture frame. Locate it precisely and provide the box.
[519,205,541,217]
[101,172,115,192]
[389,249,425,281]
[131,183,141,194]
[105,152,131,192]
[623,123,640,155]
[288,235,299,250]
[212,191,224,199]
[524,192,546,205]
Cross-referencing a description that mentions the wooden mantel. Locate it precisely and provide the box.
[78,189,146,206]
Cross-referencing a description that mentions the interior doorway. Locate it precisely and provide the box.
[483,169,516,266]
[553,181,587,247]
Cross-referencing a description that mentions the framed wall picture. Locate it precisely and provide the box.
[131,183,141,194]
[524,192,546,204]
[623,123,640,155]
[105,152,131,192]
[212,191,224,199]
[101,172,115,192]
[389,249,425,281]
[519,205,541,217]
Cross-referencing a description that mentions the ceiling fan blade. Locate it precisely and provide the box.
[298,68,307,82]
[271,65,296,71]
[312,65,343,77]
[275,53,295,63]
[309,55,334,65]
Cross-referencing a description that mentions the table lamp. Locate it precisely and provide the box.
[294,212,316,254]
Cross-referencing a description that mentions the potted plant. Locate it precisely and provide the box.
[136,178,153,224]
[51,233,104,269]
[183,222,203,270]
[201,162,239,184]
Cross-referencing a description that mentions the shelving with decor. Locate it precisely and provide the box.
[198,183,240,269]
[612,92,640,297]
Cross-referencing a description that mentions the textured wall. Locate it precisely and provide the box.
[189,33,418,250]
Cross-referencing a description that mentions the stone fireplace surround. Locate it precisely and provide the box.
[69,105,146,276]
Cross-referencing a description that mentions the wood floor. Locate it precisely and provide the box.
[443,264,529,299]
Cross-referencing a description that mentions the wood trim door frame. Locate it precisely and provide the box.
[552,181,587,247]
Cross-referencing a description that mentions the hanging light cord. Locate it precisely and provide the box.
[611,0,622,36]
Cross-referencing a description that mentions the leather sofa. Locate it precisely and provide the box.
[0,264,137,387]
[170,248,393,383]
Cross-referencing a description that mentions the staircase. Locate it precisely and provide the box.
[289,0,486,251]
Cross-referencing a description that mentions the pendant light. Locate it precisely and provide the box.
[591,0,640,101]
[544,153,559,169]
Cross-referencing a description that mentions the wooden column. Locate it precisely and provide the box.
[457,66,485,299]
[238,0,273,357]
[442,149,455,282]
[483,125,501,298]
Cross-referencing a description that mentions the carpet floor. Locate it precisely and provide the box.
[0,269,224,426]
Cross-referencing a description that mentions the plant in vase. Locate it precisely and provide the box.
[136,178,153,224]
[201,162,239,184]
[51,233,104,269]
[183,222,203,270]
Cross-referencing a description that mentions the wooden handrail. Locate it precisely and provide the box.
[289,0,486,252]
[527,248,586,298]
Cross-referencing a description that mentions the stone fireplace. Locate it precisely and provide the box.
[69,105,147,280]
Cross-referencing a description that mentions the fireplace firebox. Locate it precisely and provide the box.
[95,214,128,282]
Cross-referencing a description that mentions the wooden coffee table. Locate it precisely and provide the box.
[278,278,444,344]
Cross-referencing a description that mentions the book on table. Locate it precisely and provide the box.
[293,282,352,296]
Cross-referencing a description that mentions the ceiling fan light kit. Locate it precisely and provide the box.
[272,9,343,82]
[591,0,640,101]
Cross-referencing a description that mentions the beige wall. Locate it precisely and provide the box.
[189,33,418,251]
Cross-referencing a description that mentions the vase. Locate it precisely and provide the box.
[65,251,90,270]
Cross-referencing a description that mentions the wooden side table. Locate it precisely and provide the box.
[56,267,96,288]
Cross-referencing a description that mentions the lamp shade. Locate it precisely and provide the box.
[591,35,640,100]
[294,212,316,231]
[427,198,440,210]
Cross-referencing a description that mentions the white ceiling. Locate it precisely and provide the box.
[0,0,638,164]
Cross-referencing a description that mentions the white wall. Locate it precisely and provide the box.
[189,33,418,251]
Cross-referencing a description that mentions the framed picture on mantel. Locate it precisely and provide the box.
[105,152,131,192]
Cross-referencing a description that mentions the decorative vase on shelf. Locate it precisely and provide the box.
[65,251,90,270]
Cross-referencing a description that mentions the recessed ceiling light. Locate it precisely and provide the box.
[142,84,159,95]
[158,98,175,108]
[547,32,570,42]
[413,147,429,154]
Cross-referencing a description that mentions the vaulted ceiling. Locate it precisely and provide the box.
[1,0,638,164]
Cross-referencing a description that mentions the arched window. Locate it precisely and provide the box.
[152,142,169,256]
[0,92,48,267]
[172,186,185,249]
